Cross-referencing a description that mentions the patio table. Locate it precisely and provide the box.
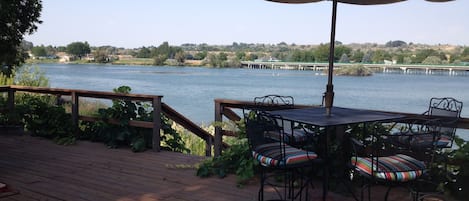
[267,106,406,200]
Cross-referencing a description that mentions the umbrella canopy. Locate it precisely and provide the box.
[266,0,454,116]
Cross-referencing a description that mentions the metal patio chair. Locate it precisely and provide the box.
[386,97,462,161]
[418,97,463,149]
[253,95,314,147]
[349,122,428,201]
[244,111,322,201]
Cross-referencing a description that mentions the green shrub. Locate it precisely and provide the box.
[79,86,189,153]
[334,65,372,76]
[446,136,469,199]
[14,65,49,87]
[0,73,14,85]
[196,138,256,185]
[196,119,256,185]
[18,94,76,145]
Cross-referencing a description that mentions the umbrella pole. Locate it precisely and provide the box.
[325,0,337,116]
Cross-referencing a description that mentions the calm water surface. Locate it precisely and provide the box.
[37,64,468,126]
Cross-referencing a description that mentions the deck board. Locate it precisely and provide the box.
[0,134,451,201]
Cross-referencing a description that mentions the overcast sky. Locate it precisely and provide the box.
[24,0,469,48]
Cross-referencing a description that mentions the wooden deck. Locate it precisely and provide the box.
[0,134,447,201]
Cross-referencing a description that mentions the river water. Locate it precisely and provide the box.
[36,63,468,127]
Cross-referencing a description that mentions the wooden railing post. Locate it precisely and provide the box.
[214,100,223,157]
[152,97,162,152]
[7,88,15,113]
[205,135,212,157]
[71,92,79,131]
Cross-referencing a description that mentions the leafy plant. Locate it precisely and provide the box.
[79,86,189,153]
[14,65,49,87]
[445,136,469,199]
[197,138,256,185]
[0,73,14,85]
[18,94,76,145]
[197,119,257,185]
[0,97,25,126]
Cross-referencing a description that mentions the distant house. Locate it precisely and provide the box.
[117,55,134,60]
[56,52,73,63]
[84,54,95,62]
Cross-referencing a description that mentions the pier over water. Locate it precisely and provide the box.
[241,61,469,76]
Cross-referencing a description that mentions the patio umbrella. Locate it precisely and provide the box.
[266,0,454,116]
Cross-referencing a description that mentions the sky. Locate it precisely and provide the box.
[24,0,469,48]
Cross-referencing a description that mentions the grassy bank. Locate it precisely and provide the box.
[26,58,206,67]
[111,58,154,65]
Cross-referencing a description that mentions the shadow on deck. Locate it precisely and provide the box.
[0,134,439,201]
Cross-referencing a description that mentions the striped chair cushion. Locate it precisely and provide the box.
[411,134,452,148]
[351,154,426,182]
[253,143,318,167]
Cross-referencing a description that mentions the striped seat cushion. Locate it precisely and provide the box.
[351,154,426,182]
[253,143,318,167]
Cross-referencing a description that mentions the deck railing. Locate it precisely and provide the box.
[3,86,468,157]
[213,98,469,157]
[0,85,215,156]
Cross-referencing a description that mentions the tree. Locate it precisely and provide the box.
[460,47,469,62]
[362,51,372,64]
[194,51,207,60]
[351,50,364,63]
[153,55,167,66]
[45,45,57,56]
[422,56,442,65]
[414,49,438,64]
[57,46,67,52]
[206,54,218,67]
[403,57,412,64]
[218,52,228,61]
[31,45,47,57]
[371,50,391,63]
[385,40,407,48]
[236,51,246,60]
[314,44,330,62]
[174,51,185,65]
[246,53,258,61]
[339,53,350,63]
[1,0,42,75]
[136,47,151,58]
[462,47,469,57]
[335,45,352,61]
[66,42,91,58]
[93,48,109,63]
[21,41,34,51]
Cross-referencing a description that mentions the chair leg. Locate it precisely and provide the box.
[259,168,265,201]
[384,185,393,201]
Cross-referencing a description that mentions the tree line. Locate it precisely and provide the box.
[31,40,468,67]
